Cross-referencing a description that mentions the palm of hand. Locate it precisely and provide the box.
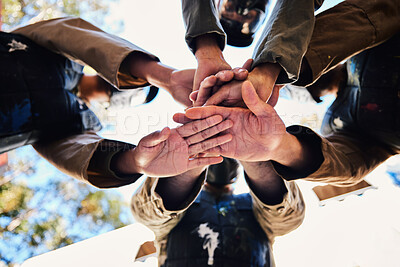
[138,129,191,177]
[218,108,285,162]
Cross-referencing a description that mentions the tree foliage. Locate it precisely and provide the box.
[0,2,128,266]
[0,152,133,266]
[1,0,122,32]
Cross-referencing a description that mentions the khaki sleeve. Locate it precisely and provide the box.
[305,133,399,186]
[272,126,398,186]
[305,0,400,83]
[250,180,305,243]
[12,17,159,89]
[253,0,316,83]
[130,174,205,241]
[33,131,103,184]
[181,0,226,53]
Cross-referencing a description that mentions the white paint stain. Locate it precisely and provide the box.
[8,39,28,52]
[197,223,219,266]
[333,117,344,128]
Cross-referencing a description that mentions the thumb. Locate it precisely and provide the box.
[140,127,171,148]
[189,91,198,102]
[242,81,269,117]
[242,58,253,70]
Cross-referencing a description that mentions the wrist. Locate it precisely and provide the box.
[249,63,281,99]
[128,52,175,87]
[110,148,142,175]
[194,34,224,60]
[270,132,305,169]
[128,52,157,80]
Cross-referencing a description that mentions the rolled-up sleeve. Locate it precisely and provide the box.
[271,126,399,187]
[33,132,143,188]
[12,17,160,89]
[250,180,305,242]
[305,0,400,84]
[253,0,316,84]
[181,0,226,53]
[305,132,399,186]
[33,131,103,184]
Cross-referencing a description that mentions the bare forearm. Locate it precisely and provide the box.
[155,167,206,210]
[195,34,224,60]
[127,52,174,92]
[110,148,142,176]
[241,161,287,205]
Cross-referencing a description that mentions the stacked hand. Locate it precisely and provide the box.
[175,81,290,162]
[126,115,233,177]
[192,61,281,108]
[166,69,195,107]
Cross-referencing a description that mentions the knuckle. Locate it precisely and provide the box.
[201,130,209,139]
[217,122,227,131]
[191,122,200,132]
[201,141,208,151]
[205,117,214,127]
[185,137,193,146]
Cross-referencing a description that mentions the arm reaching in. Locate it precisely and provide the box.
[13,17,196,107]
[111,115,233,177]
[131,167,207,240]
[192,34,232,94]
[177,81,307,166]
[127,52,195,107]
[241,160,305,240]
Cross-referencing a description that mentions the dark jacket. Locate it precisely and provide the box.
[321,33,400,150]
[0,32,101,154]
[163,190,272,267]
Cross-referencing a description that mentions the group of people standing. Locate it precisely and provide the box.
[1,0,399,266]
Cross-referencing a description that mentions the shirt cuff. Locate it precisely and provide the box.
[271,125,324,180]
[87,139,142,187]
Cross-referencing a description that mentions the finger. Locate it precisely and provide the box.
[203,87,230,106]
[187,156,224,170]
[242,58,253,70]
[232,68,249,81]
[199,146,223,155]
[186,119,233,145]
[189,152,221,158]
[194,152,207,158]
[266,85,283,107]
[188,133,232,155]
[189,91,199,102]
[194,76,217,107]
[215,70,235,86]
[176,114,223,137]
[140,127,171,148]
[185,106,231,120]
[173,113,193,124]
[242,81,269,117]
[204,81,243,106]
